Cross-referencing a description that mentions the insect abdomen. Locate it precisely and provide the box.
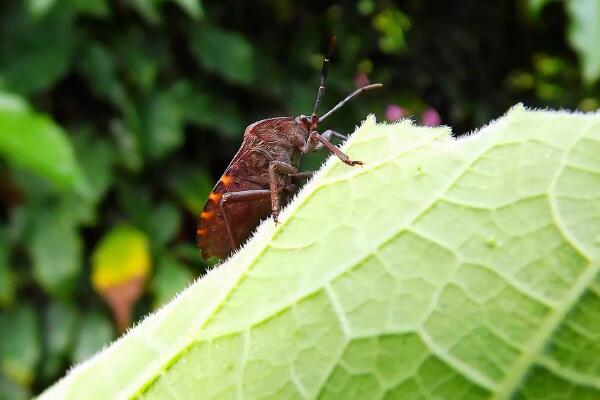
[197,174,271,259]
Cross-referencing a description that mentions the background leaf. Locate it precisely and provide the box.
[172,0,203,19]
[0,374,29,400]
[38,108,600,399]
[91,225,151,291]
[29,207,82,298]
[168,167,213,215]
[40,302,77,382]
[0,304,41,386]
[71,311,113,364]
[146,203,181,247]
[526,0,554,18]
[190,26,256,85]
[0,4,74,95]
[0,229,16,307]
[152,256,193,308]
[566,0,600,84]
[0,100,87,193]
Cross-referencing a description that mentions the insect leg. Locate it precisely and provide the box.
[268,161,297,224]
[290,171,314,180]
[314,129,348,150]
[303,131,363,166]
[322,129,348,141]
[301,131,320,154]
[220,189,271,250]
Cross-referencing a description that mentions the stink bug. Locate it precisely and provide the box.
[197,37,382,259]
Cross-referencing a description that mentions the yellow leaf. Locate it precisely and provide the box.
[91,225,150,291]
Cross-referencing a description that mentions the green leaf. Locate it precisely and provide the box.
[111,116,143,173]
[169,167,213,215]
[171,243,205,266]
[566,0,600,84]
[116,31,169,95]
[45,303,77,359]
[126,0,202,22]
[71,311,113,364]
[38,106,600,399]
[0,229,16,307]
[526,0,553,18]
[27,0,109,18]
[0,92,30,113]
[68,0,110,18]
[182,91,244,138]
[190,26,256,85]
[126,0,161,24]
[26,0,56,17]
[0,304,41,386]
[0,374,29,400]
[40,302,78,380]
[142,86,187,160]
[77,44,124,106]
[0,97,87,193]
[47,129,116,226]
[117,186,183,247]
[373,8,410,54]
[30,207,82,298]
[171,0,203,19]
[146,203,181,247]
[0,5,74,95]
[70,130,115,222]
[116,184,153,226]
[152,256,193,308]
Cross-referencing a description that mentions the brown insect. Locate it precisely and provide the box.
[197,37,382,259]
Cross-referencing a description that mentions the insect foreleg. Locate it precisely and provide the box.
[321,129,348,141]
[301,131,320,154]
[268,161,297,224]
[302,131,363,166]
[314,129,348,151]
[290,171,314,180]
[220,189,271,250]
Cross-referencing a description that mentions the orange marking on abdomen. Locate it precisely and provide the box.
[197,227,208,237]
[201,210,215,220]
[220,174,234,186]
[208,192,222,203]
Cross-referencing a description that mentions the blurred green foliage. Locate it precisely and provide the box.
[0,0,599,397]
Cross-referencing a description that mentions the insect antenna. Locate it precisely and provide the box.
[318,83,383,123]
[311,36,337,117]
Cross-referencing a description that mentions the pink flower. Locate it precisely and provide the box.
[385,104,406,121]
[421,107,441,126]
[354,73,370,88]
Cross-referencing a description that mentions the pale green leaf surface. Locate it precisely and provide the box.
[39,106,600,399]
